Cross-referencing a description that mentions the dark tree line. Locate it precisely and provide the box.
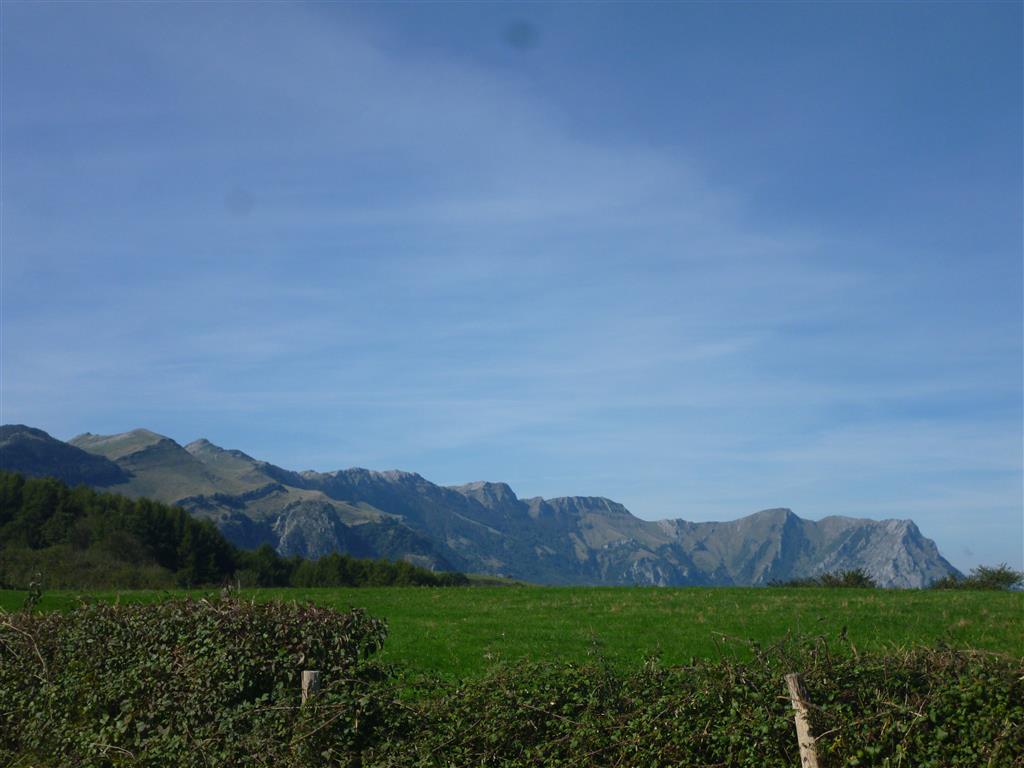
[0,471,468,589]
[770,569,878,588]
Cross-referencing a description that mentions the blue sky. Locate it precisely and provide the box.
[2,2,1021,572]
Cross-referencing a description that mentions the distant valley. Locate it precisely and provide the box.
[0,424,960,588]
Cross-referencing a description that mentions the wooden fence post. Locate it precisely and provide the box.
[301,670,321,704]
[784,672,820,768]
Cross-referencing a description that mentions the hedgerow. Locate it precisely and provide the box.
[0,598,392,767]
[2,599,1021,767]
[367,639,1023,767]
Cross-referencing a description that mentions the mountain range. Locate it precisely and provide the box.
[0,424,960,588]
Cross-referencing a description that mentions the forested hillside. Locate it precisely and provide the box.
[0,472,468,589]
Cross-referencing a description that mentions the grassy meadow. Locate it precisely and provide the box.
[2,585,1020,678]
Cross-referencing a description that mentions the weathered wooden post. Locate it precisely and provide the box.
[301,670,321,704]
[784,672,820,768]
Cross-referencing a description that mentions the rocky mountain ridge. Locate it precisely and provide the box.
[0,424,961,587]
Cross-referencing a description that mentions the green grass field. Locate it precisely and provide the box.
[2,586,1020,678]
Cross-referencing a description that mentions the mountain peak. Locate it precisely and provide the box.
[185,438,226,456]
[1,424,129,486]
[544,496,634,518]
[1,424,56,442]
[449,480,518,505]
[70,428,178,461]
[185,439,262,466]
[339,467,423,482]
[750,507,795,520]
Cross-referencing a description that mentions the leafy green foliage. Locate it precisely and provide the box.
[0,471,468,589]
[931,563,1024,591]
[2,600,1020,767]
[370,641,1023,767]
[771,568,878,588]
[1,471,234,588]
[819,569,877,588]
[0,597,392,767]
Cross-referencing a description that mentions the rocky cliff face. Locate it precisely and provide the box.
[1,425,961,587]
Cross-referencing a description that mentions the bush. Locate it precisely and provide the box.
[772,568,878,588]
[931,563,1023,591]
[819,568,877,588]
[0,597,391,767]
